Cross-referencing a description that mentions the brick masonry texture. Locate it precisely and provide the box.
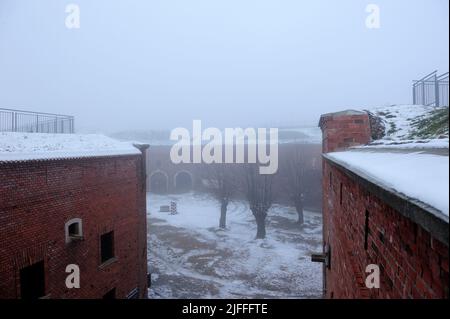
[323,161,449,298]
[0,154,148,299]
[320,111,449,298]
[320,113,371,153]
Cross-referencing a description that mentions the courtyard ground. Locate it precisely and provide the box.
[147,192,323,298]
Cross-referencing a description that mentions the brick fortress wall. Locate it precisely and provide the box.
[0,153,148,299]
[319,110,449,298]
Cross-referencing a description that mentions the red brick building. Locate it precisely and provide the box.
[318,110,449,298]
[0,133,149,299]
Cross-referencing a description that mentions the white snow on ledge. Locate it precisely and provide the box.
[327,151,449,218]
[0,132,141,162]
[359,138,449,150]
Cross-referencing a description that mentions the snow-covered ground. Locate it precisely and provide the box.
[369,104,435,140]
[364,104,449,148]
[147,192,323,298]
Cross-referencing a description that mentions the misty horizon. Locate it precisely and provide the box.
[0,0,448,134]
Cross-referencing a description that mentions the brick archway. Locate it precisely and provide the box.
[149,170,169,194]
[174,170,193,193]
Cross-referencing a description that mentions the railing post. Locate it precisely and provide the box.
[435,74,440,107]
[421,81,425,105]
[71,117,75,133]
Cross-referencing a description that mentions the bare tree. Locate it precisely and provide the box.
[202,164,233,228]
[244,164,273,239]
[283,146,306,224]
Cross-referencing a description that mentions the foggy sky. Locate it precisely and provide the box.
[0,0,448,133]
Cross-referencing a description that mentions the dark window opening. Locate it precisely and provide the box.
[20,261,45,300]
[103,288,116,299]
[364,210,370,250]
[100,231,115,263]
[68,222,80,237]
[339,183,343,205]
[65,218,83,243]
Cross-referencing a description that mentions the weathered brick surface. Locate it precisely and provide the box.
[322,161,449,298]
[0,155,148,299]
[319,113,371,153]
[320,111,449,299]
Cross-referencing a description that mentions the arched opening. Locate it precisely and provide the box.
[174,171,193,193]
[65,218,83,243]
[150,171,168,194]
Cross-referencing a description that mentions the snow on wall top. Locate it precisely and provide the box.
[0,132,141,162]
[327,150,449,219]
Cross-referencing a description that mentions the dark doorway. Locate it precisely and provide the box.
[100,231,115,263]
[20,261,45,299]
[175,171,192,193]
[150,171,168,194]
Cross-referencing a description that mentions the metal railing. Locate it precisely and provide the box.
[413,71,449,107]
[0,108,74,133]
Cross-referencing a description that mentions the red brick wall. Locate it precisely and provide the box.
[322,160,449,298]
[320,112,371,153]
[0,155,148,299]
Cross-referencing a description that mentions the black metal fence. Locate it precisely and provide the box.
[413,71,449,107]
[0,108,74,133]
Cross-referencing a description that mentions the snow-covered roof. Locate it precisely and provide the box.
[326,149,449,220]
[0,132,142,162]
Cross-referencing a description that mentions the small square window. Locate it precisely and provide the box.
[100,231,115,263]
